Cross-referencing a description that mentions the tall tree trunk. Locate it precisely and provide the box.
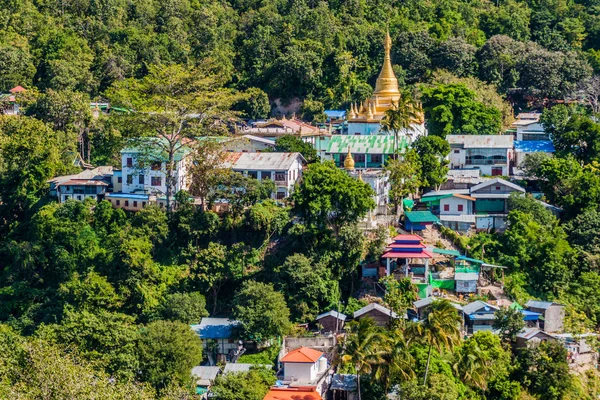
[423,342,433,385]
[356,371,361,400]
[166,149,175,212]
[212,286,219,314]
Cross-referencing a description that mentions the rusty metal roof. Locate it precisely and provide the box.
[447,135,513,148]
[224,152,305,171]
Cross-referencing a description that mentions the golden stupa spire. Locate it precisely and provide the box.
[374,31,400,96]
[367,102,374,120]
[344,147,355,171]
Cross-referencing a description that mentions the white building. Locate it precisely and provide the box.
[349,169,390,215]
[280,347,326,383]
[48,166,114,203]
[223,152,306,199]
[447,135,514,176]
[120,144,191,196]
[512,112,548,141]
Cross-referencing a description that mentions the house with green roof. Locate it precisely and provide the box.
[325,135,407,169]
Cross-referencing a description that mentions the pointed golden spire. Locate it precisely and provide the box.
[367,102,374,120]
[374,30,400,96]
[344,147,355,171]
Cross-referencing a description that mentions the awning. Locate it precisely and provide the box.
[403,198,415,210]
[456,256,485,264]
[432,248,461,256]
[382,250,434,259]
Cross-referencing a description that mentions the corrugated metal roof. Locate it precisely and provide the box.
[326,134,405,154]
[447,169,481,178]
[455,272,479,281]
[447,135,513,148]
[191,318,241,339]
[191,366,220,382]
[440,215,476,223]
[316,310,347,321]
[224,152,305,170]
[324,110,347,118]
[462,300,498,315]
[526,300,563,310]
[330,374,357,391]
[404,211,440,223]
[514,140,555,153]
[353,303,398,319]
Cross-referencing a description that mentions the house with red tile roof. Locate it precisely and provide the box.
[280,347,327,384]
[263,387,323,400]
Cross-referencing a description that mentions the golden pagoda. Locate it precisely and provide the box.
[349,31,401,123]
[343,147,355,171]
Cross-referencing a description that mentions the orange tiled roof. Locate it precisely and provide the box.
[9,86,25,93]
[263,388,323,400]
[280,347,323,363]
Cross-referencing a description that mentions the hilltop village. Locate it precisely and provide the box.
[2,1,600,399]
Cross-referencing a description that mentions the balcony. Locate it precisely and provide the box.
[466,157,507,166]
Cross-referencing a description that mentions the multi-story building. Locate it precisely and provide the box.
[447,135,514,176]
[223,152,306,199]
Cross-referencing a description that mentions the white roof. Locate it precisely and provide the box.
[422,189,470,197]
[447,135,513,148]
[223,363,272,374]
[191,366,220,386]
[316,310,347,321]
[223,152,305,171]
[440,215,476,223]
[413,297,463,311]
[353,303,398,319]
[470,178,525,194]
[462,300,499,315]
[48,166,113,184]
[447,169,481,178]
[241,134,276,146]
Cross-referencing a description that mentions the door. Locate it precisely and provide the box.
[491,167,503,176]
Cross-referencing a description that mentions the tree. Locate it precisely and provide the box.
[406,300,462,385]
[154,292,208,324]
[420,83,502,137]
[277,254,340,321]
[236,87,270,119]
[0,116,70,235]
[107,63,242,211]
[516,341,572,400]
[412,136,450,190]
[550,115,600,163]
[432,37,477,77]
[300,98,327,123]
[380,91,423,155]
[292,161,375,234]
[210,368,276,400]
[479,1,531,42]
[492,307,525,343]
[233,281,291,342]
[385,149,421,215]
[375,328,415,392]
[273,134,318,163]
[209,171,275,216]
[188,138,230,209]
[188,242,243,314]
[0,33,36,92]
[138,320,203,390]
[341,318,387,400]
[477,35,525,91]
[381,276,418,318]
[577,75,600,114]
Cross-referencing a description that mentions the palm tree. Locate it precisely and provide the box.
[380,90,423,158]
[406,299,462,385]
[375,328,415,392]
[453,340,491,393]
[341,318,387,400]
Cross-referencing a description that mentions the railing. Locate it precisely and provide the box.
[465,159,507,165]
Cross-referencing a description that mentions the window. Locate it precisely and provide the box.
[117,176,122,183]
[495,186,501,190]
[370,154,382,164]
[133,201,138,207]
[354,132,361,135]
[276,192,286,199]
[248,171,258,179]
[139,175,144,185]
[151,161,161,171]
[125,200,129,207]
[443,204,450,212]
[126,175,133,185]
[275,173,286,182]
[458,204,464,212]
[77,196,81,200]
[151,176,162,186]
[491,168,503,176]
[126,157,133,167]
[262,171,271,180]
[142,202,146,207]
[63,195,68,202]
[454,150,460,154]
[354,153,365,163]
[116,200,120,206]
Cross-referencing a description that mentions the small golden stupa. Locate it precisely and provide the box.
[343,147,355,171]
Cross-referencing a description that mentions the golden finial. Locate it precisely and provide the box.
[367,102,374,120]
[344,147,355,171]
[374,30,400,97]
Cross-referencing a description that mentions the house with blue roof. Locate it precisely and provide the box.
[462,300,499,334]
[191,317,242,365]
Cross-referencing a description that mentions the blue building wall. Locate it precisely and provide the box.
[346,122,383,135]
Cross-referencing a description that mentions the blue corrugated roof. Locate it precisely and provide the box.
[456,256,485,264]
[520,310,541,321]
[191,317,241,339]
[514,140,555,153]
[324,110,346,118]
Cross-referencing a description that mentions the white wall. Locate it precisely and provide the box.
[283,361,318,383]
[449,149,466,169]
[439,197,472,215]
[121,152,189,195]
[234,155,304,199]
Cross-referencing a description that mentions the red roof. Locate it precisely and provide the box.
[391,234,423,242]
[382,250,434,259]
[263,388,323,400]
[9,86,25,93]
[280,347,323,363]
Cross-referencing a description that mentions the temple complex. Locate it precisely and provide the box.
[346,32,426,139]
